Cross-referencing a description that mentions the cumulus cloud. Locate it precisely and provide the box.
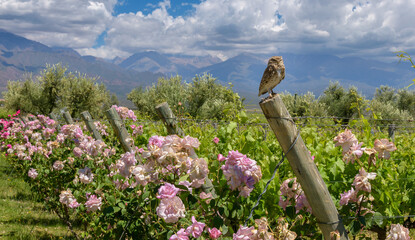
[0,0,115,48]
[96,0,415,59]
[1,0,414,60]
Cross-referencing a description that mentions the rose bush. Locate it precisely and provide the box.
[0,107,413,239]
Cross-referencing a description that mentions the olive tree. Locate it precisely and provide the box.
[3,64,113,118]
[127,73,243,120]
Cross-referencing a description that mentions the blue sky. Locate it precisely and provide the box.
[1,0,414,61]
[92,0,202,47]
[113,0,201,17]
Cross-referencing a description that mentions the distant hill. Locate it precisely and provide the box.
[0,29,413,105]
[0,29,162,97]
[119,51,221,76]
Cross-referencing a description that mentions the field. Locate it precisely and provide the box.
[0,104,414,239]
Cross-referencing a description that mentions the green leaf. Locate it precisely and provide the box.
[246,132,255,142]
[178,174,188,182]
[107,195,116,205]
[358,216,366,226]
[348,219,361,235]
[373,212,383,226]
[226,122,237,134]
[231,209,237,218]
[238,111,248,124]
[113,206,121,213]
[224,207,229,217]
[212,215,224,228]
[221,225,229,235]
[118,202,126,209]
[335,159,345,172]
[121,208,127,215]
[103,206,114,215]
[237,206,244,218]
[260,142,272,155]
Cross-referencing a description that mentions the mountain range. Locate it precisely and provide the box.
[0,29,413,104]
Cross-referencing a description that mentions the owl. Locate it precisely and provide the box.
[258,56,285,97]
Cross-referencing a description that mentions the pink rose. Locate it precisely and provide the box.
[53,161,64,171]
[217,154,226,162]
[85,194,102,212]
[374,139,397,159]
[334,129,358,154]
[386,224,410,240]
[186,216,205,238]
[339,188,357,206]
[295,193,312,213]
[157,183,180,199]
[148,135,165,148]
[208,227,222,239]
[213,137,220,144]
[352,168,376,192]
[233,225,256,240]
[156,196,186,223]
[28,168,38,179]
[73,147,83,157]
[170,228,189,240]
[68,199,80,209]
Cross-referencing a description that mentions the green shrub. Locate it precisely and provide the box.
[371,85,415,119]
[368,99,413,124]
[2,64,113,118]
[280,91,328,117]
[318,82,366,120]
[396,89,415,117]
[127,73,243,120]
[0,107,15,119]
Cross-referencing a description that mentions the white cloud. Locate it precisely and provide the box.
[1,0,414,60]
[0,0,114,48]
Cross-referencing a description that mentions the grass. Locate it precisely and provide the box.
[0,155,78,239]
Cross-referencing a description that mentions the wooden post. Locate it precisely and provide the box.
[49,113,61,130]
[49,113,58,122]
[388,124,396,140]
[260,94,348,240]
[14,118,24,125]
[105,107,133,153]
[81,111,103,141]
[27,115,36,121]
[155,102,184,136]
[155,102,216,197]
[63,111,74,124]
[20,116,28,124]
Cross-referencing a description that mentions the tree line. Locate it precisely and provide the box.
[2,64,414,122]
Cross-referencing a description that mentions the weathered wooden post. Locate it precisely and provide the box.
[155,102,216,197]
[260,95,348,240]
[81,111,103,141]
[49,113,59,122]
[49,112,61,130]
[155,102,184,136]
[63,111,74,124]
[20,116,28,124]
[13,118,24,126]
[27,115,36,121]
[388,124,396,140]
[105,107,133,153]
